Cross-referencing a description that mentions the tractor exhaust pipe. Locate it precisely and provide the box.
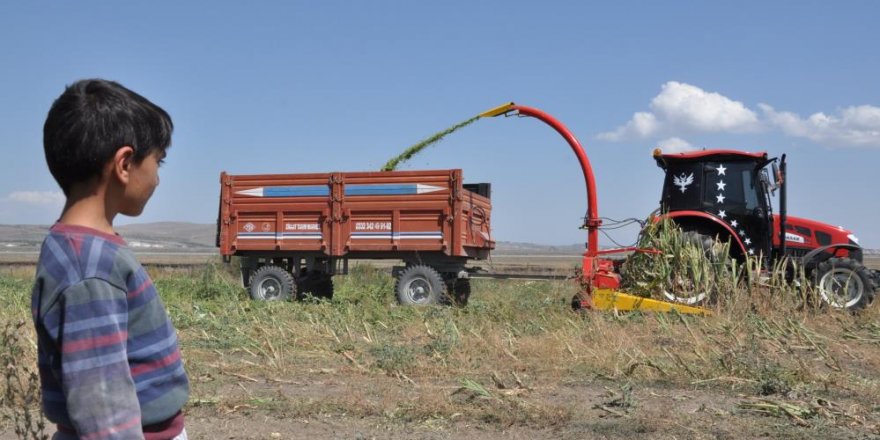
[778,154,787,258]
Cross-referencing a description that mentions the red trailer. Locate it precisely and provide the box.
[217,169,493,304]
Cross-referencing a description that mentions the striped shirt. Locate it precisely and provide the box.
[31,224,190,439]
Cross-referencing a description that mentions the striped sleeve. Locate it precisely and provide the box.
[55,279,145,440]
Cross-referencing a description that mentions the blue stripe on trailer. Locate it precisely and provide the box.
[243,183,444,198]
[237,233,276,239]
[281,233,322,238]
[345,184,419,196]
[351,232,442,239]
[264,186,329,197]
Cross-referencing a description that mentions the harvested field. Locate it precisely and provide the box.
[3,259,880,439]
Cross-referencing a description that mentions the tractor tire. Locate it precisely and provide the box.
[249,265,295,301]
[297,272,334,300]
[812,257,875,310]
[661,231,718,305]
[445,278,472,306]
[395,265,447,306]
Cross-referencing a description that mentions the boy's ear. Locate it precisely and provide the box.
[112,146,136,184]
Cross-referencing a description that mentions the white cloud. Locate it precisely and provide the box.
[598,82,760,141]
[598,81,880,149]
[651,82,760,133]
[6,191,65,206]
[760,104,880,148]
[597,112,658,141]
[656,137,697,154]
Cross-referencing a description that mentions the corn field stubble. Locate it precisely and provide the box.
[2,257,880,439]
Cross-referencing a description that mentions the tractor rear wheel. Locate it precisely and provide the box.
[395,265,447,305]
[813,257,875,310]
[249,265,295,301]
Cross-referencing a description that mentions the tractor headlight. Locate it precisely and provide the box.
[847,233,860,245]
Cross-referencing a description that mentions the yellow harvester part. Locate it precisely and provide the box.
[591,289,711,315]
[479,102,517,118]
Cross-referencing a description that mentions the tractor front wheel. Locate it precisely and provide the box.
[813,257,875,310]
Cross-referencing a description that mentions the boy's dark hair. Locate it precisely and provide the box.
[43,79,173,196]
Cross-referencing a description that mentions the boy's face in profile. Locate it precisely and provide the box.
[120,149,166,217]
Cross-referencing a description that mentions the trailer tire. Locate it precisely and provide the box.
[314,277,334,300]
[395,265,447,306]
[446,278,471,306]
[813,257,875,310]
[250,265,295,301]
[298,272,334,300]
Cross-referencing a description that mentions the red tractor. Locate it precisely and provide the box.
[655,149,877,309]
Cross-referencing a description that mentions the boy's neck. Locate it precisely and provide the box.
[58,186,118,235]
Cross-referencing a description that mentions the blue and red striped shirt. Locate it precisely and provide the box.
[32,224,190,439]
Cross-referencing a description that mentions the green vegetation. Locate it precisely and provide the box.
[621,217,738,300]
[381,116,481,171]
[2,262,879,437]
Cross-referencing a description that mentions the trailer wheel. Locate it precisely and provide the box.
[395,265,447,305]
[297,272,334,300]
[813,257,875,310]
[446,278,471,306]
[314,277,334,300]
[250,265,295,301]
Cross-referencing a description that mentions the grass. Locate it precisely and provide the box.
[2,259,880,437]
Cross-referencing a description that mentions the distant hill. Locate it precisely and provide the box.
[115,222,217,250]
[0,222,583,254]
[0,222,217,252]
[1,222,876,256]
[0,224,52,248]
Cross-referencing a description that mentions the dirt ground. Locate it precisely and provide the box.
[7,363,877,439]
[169,376,880,439]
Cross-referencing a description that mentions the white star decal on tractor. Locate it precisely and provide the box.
[717,164,727,176]
[716,193,726,204]
[748,248,754,255]
[744,238,752,245]
[731,220,738,228]
[739,229,745,236]
[718,210,726,219]
[716,180,726,191]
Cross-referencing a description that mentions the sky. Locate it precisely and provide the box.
[1,1,878,248]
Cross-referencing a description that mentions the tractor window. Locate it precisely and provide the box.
[741,170,760,211]
[701,161,761,215]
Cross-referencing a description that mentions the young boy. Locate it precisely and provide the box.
[32,79,190,440]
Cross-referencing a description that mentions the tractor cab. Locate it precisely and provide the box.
[653,148,876,310]
[654,149,777,260]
